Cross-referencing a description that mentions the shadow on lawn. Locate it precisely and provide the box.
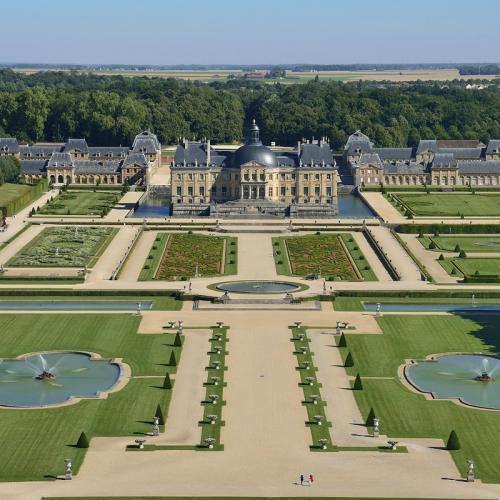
[457,312,500,352]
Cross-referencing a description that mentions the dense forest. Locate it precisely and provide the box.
[0,69,499,150]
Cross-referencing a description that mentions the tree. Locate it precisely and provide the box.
[169,351,177,367]
[155,404,165,426]
[163,373,172,389]
[337,332,347,348]
[459,250,467,258]
[366,408,376,426]
[173,332,182,347]
[344,351,354,367]
[76,431,90,449]
[16,86,50,141]
[446,430,461,450]
[353,373,363,390]
[0,156,21,184]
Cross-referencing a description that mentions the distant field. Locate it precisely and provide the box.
[12,68,499,83]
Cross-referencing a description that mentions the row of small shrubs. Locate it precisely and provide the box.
[399,224,500,235]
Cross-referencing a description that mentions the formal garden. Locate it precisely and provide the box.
[0,313,183,481]
[139,232,237,281]
[389,192,500,218]
[418,234,500,253]
[36,190,121,217]
[273,233,376,281]
[7,226,117,267]
[338,313,500,482]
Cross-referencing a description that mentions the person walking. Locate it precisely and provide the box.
[300,474,304,485]
[309,473,314,485]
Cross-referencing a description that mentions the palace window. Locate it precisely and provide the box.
[315,174,320,180]
[268,187,273,197]
[281,186,286,196]
[326,174,331,180]
[260,174,265,181]
[303,186,309,195]
[304,174,309,180]
[188,186,193,196]
[291,187,296,196]
[176,187,181,195]
[326,187,332,196]
[199,186,205,195]
[314,186,320,195]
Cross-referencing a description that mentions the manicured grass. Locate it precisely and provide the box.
[38,190,121,216]
[0,314,182,481]
[0,294,182,311]
[140,233,237,281]
[338,314,500,482]
[7,226,117,267]
[291,327,333,450]
[419,235,500,253]
[394,193,500,217]
[333,296,500,311]
[273,234,375,281]
[439,257,500,280]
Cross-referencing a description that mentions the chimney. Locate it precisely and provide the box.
[207,139,211,165]
[297,140,301,156]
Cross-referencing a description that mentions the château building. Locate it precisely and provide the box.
[170,121,339,216]
[0,131,161,186]
[346,131,500,187]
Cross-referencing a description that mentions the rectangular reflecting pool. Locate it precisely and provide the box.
[0,301,153,311]
[363,302,500,312]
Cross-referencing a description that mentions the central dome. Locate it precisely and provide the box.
[233,143,277,168]
[232,120,277,168]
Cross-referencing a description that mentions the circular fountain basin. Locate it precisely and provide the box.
[405,354,500,410]
[0,351,123,408]
[215,280,302,294]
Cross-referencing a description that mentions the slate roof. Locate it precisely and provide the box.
[19,144,63,157]
[0,138,19,153]
[88,147,129,157]
[486,140,500,155]
[174,142,210,167]
[375,148,413,161]
[132,137,158,155]
[437,139,483,149]
[122,152,148,168]
[74,160,121,174]
[275,154,297,167]
[439,148,482,160]
[48,152,74,168]
[416,140,437,154]
[431,153,457,168]
[356,153,383,168]
[299,144,334,166]
[20,159,47,174]
[457,160,500,174]
[64,138,89,153]
[133,130,160,151]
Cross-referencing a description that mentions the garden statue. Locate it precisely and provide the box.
[467,460,475,482]
[373,417,380,437]
[135,438,146,449]
[64,458,72,480]
[152,416,160,436]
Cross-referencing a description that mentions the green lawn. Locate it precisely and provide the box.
[8,226,117,267]
[0,183,32,207]
[339,314,500,482]
[394,193,500,217]
[140,233,237,281]
[419,235,500,253]
[38,190,121,216]
[442,257,500,279]
[273,234,375,281]
[0,314,183,481]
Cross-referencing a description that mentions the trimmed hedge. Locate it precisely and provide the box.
[0,179,47,216]
[398,224,500,235]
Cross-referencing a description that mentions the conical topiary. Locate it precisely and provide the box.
[366,408,376,426]
[169,351,177,367]
[353,373,363,390]
[77,431,90,449]
[163,373,172,389]
[155,404,165,426]
[454,244,461,253]
[446,430,461,450]
[459,250,467,258]
[344,351,354,368]
[338,332,347,348]
[173,332,182,347]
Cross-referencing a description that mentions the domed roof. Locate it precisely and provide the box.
[232,119,277,168]
[233,143,277,168]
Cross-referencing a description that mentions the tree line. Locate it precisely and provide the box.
[0,69,499,150]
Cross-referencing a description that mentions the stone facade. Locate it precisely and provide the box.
[171,122,339,216]
[0,131,161,186]
[345,130,500,187]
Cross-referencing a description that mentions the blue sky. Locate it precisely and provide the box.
[1,0,499,65]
